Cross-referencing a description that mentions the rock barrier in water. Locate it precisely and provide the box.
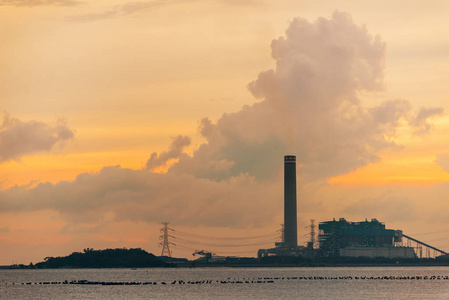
[4,275,449,286]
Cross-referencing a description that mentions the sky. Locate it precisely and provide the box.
[1,0,449,264]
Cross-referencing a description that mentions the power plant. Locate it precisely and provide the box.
[257,155,448,260]
[161,155,448,262]
[318,218,414,258]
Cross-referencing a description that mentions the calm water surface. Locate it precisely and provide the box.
[1,267,449,299]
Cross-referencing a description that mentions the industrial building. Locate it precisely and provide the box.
[318,218,415,258]
[257,155,447,260]
[339,246,416,258]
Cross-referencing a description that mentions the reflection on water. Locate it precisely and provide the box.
[2,267,449,299]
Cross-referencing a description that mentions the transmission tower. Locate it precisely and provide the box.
[305,219,316,248]
[277,224,285,244]
[159,222,175,257]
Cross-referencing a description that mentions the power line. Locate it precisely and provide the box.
[174,244,197,251]
[175,237,274,248]
[175,230,278,241]
[157,225,278,257]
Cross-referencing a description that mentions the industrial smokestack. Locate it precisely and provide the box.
[284,155,297,249]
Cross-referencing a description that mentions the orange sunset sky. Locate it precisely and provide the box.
[2,0,449,265]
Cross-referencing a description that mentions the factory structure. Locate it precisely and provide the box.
[258,155,448,260]
[318,218,416,258]
[159,155,447,262]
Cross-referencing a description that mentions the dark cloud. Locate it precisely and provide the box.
[0,113,74,163]
[0,0,80,7]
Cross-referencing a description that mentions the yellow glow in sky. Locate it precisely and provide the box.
[2,0,449,265]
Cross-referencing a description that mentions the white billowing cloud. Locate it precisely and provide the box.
[145,135,191,171]
[172,11,442,183]
[171,108,290,181]
[0,12,444,230]
[0,113,74,163]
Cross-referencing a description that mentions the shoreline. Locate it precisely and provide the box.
[3,262,449,270]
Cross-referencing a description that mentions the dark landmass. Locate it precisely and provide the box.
[175,256,449,268]
[158,256,189,264]
[255,255,449,267]
[5,249,449,269]
[29,248,168,269]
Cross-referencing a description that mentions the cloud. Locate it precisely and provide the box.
[219,0,267,6]
[1,12,444,231]
[0,0,80,6]
[435,153,449,174]
[342,194,417,223]
[145,135,191,172]
[368,99,411,136]
[0,113,74,163]
[410,106,444,135]
[69,0,261,22]
[0,166,279,227]
[172,11,440,183]
[69,0,188,22]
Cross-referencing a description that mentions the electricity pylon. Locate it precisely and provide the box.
[305,219,316,248]
[159,222,175,257]
[277,224,285,244]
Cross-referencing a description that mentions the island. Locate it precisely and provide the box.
[33,248,168,269]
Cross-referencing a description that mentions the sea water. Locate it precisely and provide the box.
[1,267,449,299]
